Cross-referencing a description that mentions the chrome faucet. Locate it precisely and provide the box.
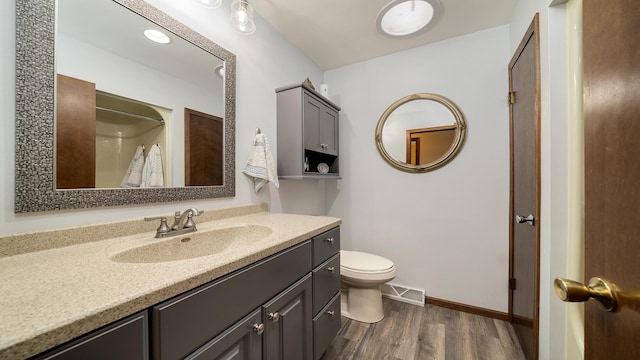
[145,208,204,238]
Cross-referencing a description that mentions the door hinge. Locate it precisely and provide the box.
[509,278,517,290]
[508,91,516,104]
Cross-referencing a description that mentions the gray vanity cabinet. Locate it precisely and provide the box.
[276,84,341,179]
[310,227,341,360]
[184,310,262,360]
[151,241,312,360]
[32,228,341,360]
[33,311,148,360]
[262,274,313,360]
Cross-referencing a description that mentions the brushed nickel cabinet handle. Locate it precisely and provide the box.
[252,323,265,335]
[268,312,280,322]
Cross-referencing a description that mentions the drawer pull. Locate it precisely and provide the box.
[252,323,265,335]
[268,312,280,322]
[326,267,335,272]
[327,310,335,317]
[325,237,335,244]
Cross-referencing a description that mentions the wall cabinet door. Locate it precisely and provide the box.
[303,93,338,156]
[262,274,313,360]
[185,310,262,360]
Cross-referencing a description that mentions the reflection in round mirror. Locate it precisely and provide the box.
[375,93,466,172]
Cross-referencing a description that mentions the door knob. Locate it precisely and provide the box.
[515,214,535,226]
[554,277,617,312]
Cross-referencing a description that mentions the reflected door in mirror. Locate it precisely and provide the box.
[185,108,223,186]
[56,74,96,189]
[406,125,456,165]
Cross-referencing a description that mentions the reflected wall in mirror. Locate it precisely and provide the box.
[15,0,236,212]
[375,93,466,172]
[56,0,224,189]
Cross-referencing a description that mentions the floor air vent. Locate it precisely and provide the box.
[381,283,425,307]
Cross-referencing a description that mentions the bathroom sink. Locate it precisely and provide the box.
[109,225,273,263]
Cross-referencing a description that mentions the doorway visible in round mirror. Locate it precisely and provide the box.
[375,93,466,172]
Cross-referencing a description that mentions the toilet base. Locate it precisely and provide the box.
[341,285,385,323]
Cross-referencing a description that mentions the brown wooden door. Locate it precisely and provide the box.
[56,74,96,189]
[582,0,640,357]
[508,15,540,360]
[184,108,223,186]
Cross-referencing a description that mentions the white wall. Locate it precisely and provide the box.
[0,0,327,236]
[325,25,511,312]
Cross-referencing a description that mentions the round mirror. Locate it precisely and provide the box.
[375,93,466,172]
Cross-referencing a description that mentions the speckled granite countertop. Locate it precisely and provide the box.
[0,204,340,359]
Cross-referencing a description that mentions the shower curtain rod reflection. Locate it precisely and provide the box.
[96,106,165,124]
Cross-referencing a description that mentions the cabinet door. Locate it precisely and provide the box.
[303,93,339,156]
[262,274,312,360]
[319,106,338,156]
[34,311,148,360]
[303,93,323,153]
[185,310,262,360]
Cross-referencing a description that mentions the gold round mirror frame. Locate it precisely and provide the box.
[375,93,467,173]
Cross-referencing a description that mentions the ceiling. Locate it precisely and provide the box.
[250,0,517,70]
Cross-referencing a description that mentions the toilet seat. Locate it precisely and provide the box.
[340,250,396,283]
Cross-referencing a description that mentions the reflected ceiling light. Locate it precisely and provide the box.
[196,0,222,8]
[230,0,256,34]
[214,64,225,78]
[376,0,440,38]
[143,29,171,44]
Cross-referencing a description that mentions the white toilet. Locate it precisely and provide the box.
[340,250,396,323]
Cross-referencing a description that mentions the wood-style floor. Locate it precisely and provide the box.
[321,298,525,360]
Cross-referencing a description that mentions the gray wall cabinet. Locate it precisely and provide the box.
[276,84,341,179]
[33,228,341,360]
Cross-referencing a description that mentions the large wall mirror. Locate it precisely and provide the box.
[375,93,466,173]
[15,0,236,212]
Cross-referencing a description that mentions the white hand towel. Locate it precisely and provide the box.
[140,144,165,188]
[120,145,145,188]
[242,133,279,193]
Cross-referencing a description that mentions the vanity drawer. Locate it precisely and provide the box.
[312,227,340,267]
[313,293,341,360]
[312,253,340,315]
[34,311,148,360]
[151,240,311,360]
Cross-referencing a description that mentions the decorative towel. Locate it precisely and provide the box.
[140,144,165,188]
[120,145,145,188]
[242,133,279,193]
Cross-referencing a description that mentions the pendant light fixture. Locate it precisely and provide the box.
[230,0,256,34]
[376,0,440,38]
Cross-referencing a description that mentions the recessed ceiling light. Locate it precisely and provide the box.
[376,0,440,38]
[196,0,222,8]
[143,29,171,44]
[214,64,225,78]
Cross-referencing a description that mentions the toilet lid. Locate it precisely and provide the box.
[340,250,394,273]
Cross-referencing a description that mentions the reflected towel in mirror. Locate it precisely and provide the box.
[140,144,164,187]
[120,145,145,188]
[242,133,279,193]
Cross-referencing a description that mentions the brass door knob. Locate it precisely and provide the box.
[554,277,617,312]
